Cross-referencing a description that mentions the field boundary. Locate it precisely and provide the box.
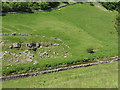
[1,57,119,81]
[1,2,80,16]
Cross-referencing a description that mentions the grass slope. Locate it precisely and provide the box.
[2,62,118,88]
[2,3,118,74]
[2,3,118,56]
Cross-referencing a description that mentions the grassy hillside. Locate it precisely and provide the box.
[2,62,118,88]
[1,3,118,75]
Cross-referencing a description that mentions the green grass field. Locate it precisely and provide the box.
[2,62,118,88]
[1,3,118,75]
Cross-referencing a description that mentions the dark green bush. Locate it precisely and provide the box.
[87,48,94,53]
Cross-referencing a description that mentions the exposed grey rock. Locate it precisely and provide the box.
[40,54,43,57]
[28,48,31,50]
[9,46,13,49]
[52,43,59,46]
[53,52,56,54]
[28,52,31,54]
[36,43,41,48]
[33,60,38,65]
[13,43,21,48]
[2,33,9,35]
[11,32,18,36]
[26,43,36,48]
[41,43,49,47]
[93,49,99,52]
[29,56,33,59]
[21,34,29,36]
[64,51,68,54]
[40,46,42,48]
[23,50,29,53]
[32,48,37,51]
[16,60,19,62]
[26,58,32,62]
[50,37,57,39]
[44,51,48,55]
[64,56,67,58]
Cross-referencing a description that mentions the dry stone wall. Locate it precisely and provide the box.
[1,57,119,81]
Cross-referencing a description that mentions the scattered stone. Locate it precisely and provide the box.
[47,56,50,58]
[57,53,59,56]
[64,51,68,54]
[16,60,19,62]
[28,48,31,50]
[32,48,37,51]
[13,43,21,48]
[53,52,56,54]
[29,56,33,59]
[8,60,11,63]
[93,49,99,52]
[26,59,32,62]
[7,52,11,54]
[40,54,43,57]
[20,48,23,50]
[28,52,31,54]
[9,46,13,49]
[23,50,29,53]
[52,43,59,46]
[33,60,38,65]
[64,56,67,58]
[36,43,41,48]
[50,37,57,39]
[57,38,62,41]
[18,52,22,54]
[11,32,18,36]
[2,33,9,35]
[30,54,34,57]
[40,46,42,48]
[27,43,36,48]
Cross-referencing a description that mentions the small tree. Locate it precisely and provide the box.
[39,2,51,10]
[2,2,10,12]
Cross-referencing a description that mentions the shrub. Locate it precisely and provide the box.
[87,48,94,53]
[39,2,51,10]
[90,3,94,6]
